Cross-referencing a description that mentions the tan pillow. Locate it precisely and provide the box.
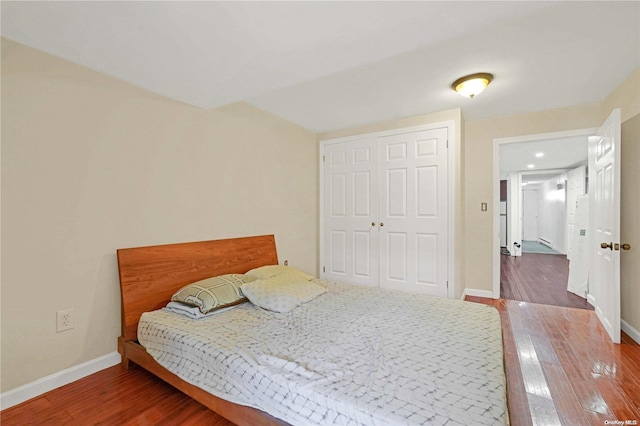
[245,265,314,281]
[240,276,325,313]
[171,274,255,314]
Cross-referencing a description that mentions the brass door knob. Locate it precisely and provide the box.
[380,222,384,227]
[601,242,613,250]
[622,243,631,250]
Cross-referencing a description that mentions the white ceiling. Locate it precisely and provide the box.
[500,136,588,184]
[2,1,639,133]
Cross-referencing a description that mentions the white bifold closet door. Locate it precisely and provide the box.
[323,137,379,287]
[322,127,448,297]
[378,128,448,295]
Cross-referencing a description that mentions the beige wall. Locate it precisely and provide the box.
[602,69,640,123]
[605,69,640,334]
[620,113,640,334]
[1,39,318,392]
[318,108,466,299]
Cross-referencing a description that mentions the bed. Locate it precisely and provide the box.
[117,235,508,426]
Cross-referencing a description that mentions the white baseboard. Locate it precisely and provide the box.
[0,351,121,410]
[538,237,553,248]
[461,288,495,300]
[621,319,640,345]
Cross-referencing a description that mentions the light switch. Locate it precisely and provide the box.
[481,202,488,212]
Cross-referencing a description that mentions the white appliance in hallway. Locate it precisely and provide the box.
[567,194,589,298]
[522,188,539,241]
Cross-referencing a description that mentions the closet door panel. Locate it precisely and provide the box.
[416,166,438,217]
[386,231,408,281]
[416,233,438,286]
[353,172,372,216]
[386,168,408,217]
[353,231,372,277]
[378,128,448,296]
[330,174,347,216]
[329,230,347,274]
[322,138,378,286]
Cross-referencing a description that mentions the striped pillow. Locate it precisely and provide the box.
[171,274,255,314]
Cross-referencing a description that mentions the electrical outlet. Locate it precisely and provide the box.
[284,260,288,266]
[56,308,74,332]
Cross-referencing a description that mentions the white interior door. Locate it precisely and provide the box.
[322,138,379,287]
[589,109,621,343]
[522,189,539,241]
[378,128,448,296]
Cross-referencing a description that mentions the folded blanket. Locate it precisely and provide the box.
[163,301,236,319]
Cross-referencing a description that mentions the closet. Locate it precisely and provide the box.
[320,124,450,297]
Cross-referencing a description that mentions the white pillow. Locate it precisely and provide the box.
[245,265,314,281]
[240,276,325,313]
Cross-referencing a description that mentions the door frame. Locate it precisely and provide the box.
[492,128,597,298]
[319,120,457,299]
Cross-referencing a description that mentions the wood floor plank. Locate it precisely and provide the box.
[488,298,534,426]
[0,396,52,423]
[0,366,234,426]
[540,362,590,426]
[66,376,177,423]
[0,396,73,426]
[585,409,618,425]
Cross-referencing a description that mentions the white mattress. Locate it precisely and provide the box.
[138,280,508,425]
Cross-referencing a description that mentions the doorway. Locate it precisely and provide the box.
[493,129,595,310]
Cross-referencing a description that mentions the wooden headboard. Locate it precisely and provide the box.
[117,234,278,341]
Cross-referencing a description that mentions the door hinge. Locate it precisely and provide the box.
[446,280,449,289]
[323,266,325,273]
[446,139,449,148]
[322,155,325,163]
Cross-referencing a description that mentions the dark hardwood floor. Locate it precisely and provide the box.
[501,252,593,310]
[0,365,234,426]
[3,299,638,426]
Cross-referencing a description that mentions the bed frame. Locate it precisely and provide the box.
[117,234,289,426]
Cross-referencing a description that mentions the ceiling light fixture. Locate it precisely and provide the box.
[527,164,535,169]
[451,73,493,98]
[535,152,544,158]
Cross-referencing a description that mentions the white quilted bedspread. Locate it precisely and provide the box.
[138,280,508,425]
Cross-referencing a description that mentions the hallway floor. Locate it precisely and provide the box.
[501,252,593,310]
[521,240,561,255]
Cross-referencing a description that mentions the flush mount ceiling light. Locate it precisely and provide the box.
[451,73,493,98]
